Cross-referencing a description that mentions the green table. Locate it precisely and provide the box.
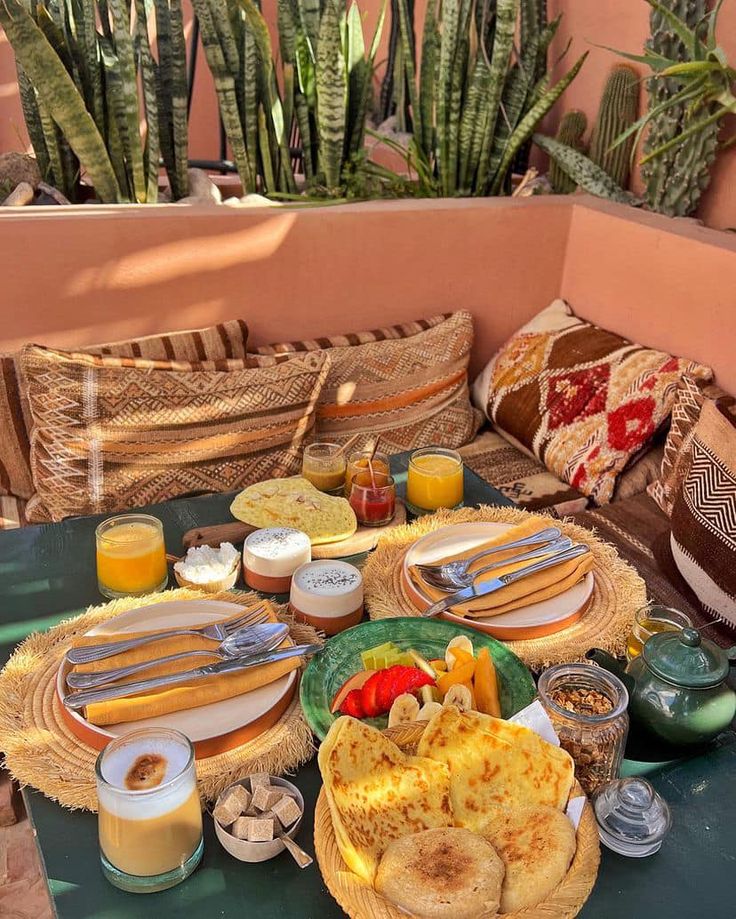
[1,457,734,918]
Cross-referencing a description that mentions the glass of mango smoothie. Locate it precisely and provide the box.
[95,514,168,599]
[406,447,464,515]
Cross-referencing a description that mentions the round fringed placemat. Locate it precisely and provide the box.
[363,505,645,670]
[0,588,321,811]
[314,721,601,919]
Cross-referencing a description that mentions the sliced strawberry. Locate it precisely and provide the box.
[377,665,404,712]
[340,689,365,719]
[393,667,435,697]
[360,671,385,718]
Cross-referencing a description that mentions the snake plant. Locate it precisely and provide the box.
[373,0,586,197]
[194,0,385,197]
[0,0,189,203]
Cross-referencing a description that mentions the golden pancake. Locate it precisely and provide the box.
[417,706,574,830]
[476,804,576,913]
[318,717,453,886]
[375,827,504,919]
[230,476,357,545]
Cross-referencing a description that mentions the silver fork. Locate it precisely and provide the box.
[65,605,268,665]
[421,536,573,591]
[414,526,561,585]
[66,622,288,689]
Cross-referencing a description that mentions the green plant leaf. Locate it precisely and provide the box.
[533,132,640,204]
[315,0,347,190]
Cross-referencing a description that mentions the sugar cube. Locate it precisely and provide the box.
[213,785,251,827]
[272,794,302,828]
[231,816,252,839]
[247,817,275,842]
[249,772,270,792]
[252,785,282,812]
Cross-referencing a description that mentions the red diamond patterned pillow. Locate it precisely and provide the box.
[472,300,712,504]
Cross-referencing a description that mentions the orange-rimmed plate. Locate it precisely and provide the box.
[401,522,594,640]
[56,599,297,759]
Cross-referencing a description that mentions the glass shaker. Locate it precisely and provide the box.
[537,663,630,796]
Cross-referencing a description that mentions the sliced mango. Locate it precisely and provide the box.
[429,659,448,672]
[437,660,476,696]
[474,647,502,717]
[448,647,476,668]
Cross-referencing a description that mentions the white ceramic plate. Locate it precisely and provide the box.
[402,522,594,639]
[57,599,296,754]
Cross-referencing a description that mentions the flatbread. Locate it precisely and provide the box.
[417,706,574,830]
[318,717,453,885]
[375,827,503,919]
[476,804,576,913]
[230,476,356,545]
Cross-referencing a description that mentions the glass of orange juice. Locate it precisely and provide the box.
[406,447,464,515]
[96,727,203,893]
[96,514,168,599]
[625,605,693,661]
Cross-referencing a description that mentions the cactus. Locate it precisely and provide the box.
[642,0,719,217]
[549,109,587,194]
[589,65,639,189]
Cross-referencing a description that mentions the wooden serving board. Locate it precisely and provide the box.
[181,499,406,560]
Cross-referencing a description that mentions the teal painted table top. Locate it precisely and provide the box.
[1,456,734,918]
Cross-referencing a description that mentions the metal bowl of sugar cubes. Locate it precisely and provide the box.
[212,773,305,863]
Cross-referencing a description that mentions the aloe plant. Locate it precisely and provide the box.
[375,0,586,197]
[0,0,189,203]
[195,0,385,197]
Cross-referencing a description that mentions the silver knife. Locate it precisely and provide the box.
[420,544,590,618]
[63,643,322,711]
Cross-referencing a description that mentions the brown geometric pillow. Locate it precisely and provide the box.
[0,320,249,501]
[648,375,736,516]
[670,399,736,629]
[472,299,712,504]
[21,344,328,523]
[251,311,482,452]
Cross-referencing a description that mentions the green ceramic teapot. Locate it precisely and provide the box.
[587,629,736,747]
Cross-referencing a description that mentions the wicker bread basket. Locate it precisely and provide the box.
[314,721,601,919]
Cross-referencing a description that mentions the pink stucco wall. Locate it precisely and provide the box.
[1,0,735,228]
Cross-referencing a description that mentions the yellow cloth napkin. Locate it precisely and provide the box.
[409,519,594,618]
[70,602,299,726]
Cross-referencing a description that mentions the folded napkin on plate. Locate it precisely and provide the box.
[69,602,298,726]
[409,519,594,618]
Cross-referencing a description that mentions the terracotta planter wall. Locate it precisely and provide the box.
[0,196,734,395]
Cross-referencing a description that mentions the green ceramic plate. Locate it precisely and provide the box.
[300,617,536,740]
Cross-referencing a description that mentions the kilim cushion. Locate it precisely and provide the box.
[670,399,736,629]
[251,311,482,452]
[20,344,328,523]
[472,299,712,505]
[648,375,736,516]
[457,430,589,515]
[0,320,249,502]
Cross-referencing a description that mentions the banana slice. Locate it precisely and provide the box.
[417,701,443,722]
[445,635,474,669]
[443,684,473,711]
[387,693,421,728]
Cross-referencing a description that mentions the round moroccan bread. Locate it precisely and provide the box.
[476,804,576,913]
[375,827,503,919]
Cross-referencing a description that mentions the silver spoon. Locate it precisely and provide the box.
[414,526,562,586]
[420,536,573,591]
[66,622,289,689]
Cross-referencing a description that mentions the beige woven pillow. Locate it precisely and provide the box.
[0,319,249,502]
[251,311,482,452]
[21,345,329,523]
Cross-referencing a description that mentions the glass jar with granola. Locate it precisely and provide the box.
[537,663,629,797]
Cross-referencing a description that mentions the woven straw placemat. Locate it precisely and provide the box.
[363,505,646,670]
[0,588,321,811]
[314,721,600,919]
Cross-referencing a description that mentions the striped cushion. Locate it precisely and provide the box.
[0,320,249,502]
[670,399,736,629]
[21,344,327,523]
[251,312,482,452]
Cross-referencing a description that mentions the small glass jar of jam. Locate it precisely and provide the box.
[301,443,346,495]
[349,474,396,527]
[344,450,391,497]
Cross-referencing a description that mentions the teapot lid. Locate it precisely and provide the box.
[643,627,729,689]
